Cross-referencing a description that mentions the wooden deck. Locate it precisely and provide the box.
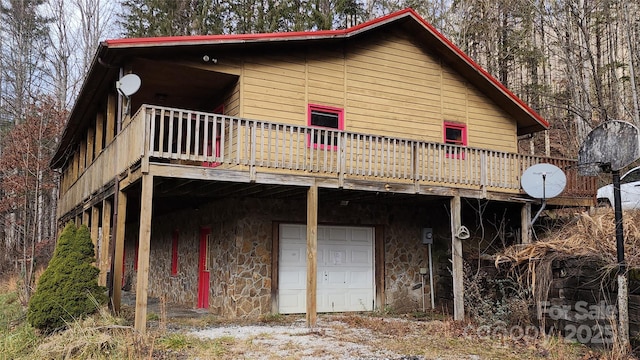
[58,105,596,218]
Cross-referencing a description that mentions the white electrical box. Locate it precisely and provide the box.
[422,228,433,244]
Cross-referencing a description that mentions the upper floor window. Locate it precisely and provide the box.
[444,122,467,158]
[308,104,344,149]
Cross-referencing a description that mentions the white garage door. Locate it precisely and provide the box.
[278,224,374,314]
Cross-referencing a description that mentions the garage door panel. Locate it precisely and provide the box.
[279,269,305,290]
[351,228,372,242]
[329,227,348,241]
[347,290,374,309]
[279,290,305,314]
[349,270,373,287]
[327,249,347,265]
[280,244,306,267]
[280,224,305,239]
[350,249,372,265]
[322,292,348,312]
[324,270,348,286]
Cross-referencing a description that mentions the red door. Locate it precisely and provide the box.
[198,228,211,308]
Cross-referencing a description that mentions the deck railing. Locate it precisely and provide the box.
[57,111,145,217]
[143,105,595,197]
[59,105,597,217]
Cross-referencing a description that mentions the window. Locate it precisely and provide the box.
[444,122,467,158]
[307,104,344,149]
[171,230,179,276]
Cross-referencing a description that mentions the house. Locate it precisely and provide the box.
[50,8,595,333]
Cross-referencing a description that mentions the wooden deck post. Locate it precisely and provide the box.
[82,210,90,226]
[95,112,104,153]
[112,188,127,313]
[99,199,112,286]
[306,183,318,327]
[106,93,116,144]
[450,195,464,321]
[134,174,154,334]
[521,203,531,244]
[91,205,100,256]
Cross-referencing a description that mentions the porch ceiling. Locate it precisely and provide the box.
[151,177,435,216]
[130,58,238,111]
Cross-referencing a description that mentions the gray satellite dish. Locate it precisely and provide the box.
[521,163,567,199]
[116,73,141,97]
[521,163,566,226]
[578,120,640,176]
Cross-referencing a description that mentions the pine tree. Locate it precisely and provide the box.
[27,222,107,333]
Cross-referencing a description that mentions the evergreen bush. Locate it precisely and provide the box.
[27,222,107,333]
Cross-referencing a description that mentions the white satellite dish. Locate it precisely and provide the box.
[521,163,567,199]
[116,73,141,97]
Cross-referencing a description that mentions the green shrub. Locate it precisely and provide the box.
[27,222,108,333]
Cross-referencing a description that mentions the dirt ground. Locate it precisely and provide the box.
[120,293,606,359]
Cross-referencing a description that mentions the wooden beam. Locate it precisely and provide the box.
[72,152,79,181]
[521,202,531,244]
[87,125,95,165]
[82,210,90,226]
[306,183,318,327]
[79,138,86,173]
[374,225,385,311]
[271,223,279,314]
[106,93,116,144]
[112,188,127,313]
[91,205,100,257]
[100,199,112,287]
[95,112,104,154]
[134,174,154,334]
[450,195,464,321]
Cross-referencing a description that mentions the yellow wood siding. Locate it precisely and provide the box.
[242,55,307,123]
[223,83,241,117]
[307,48,345,109]
[233,31,519,153]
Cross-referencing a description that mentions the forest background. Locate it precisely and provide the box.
[1,0,639,303]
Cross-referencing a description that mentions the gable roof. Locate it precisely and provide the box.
[51,8,548,168]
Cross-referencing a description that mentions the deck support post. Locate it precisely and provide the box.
[112,188,127,313]
[134,174,154,334]
[82,210,90,226]
[91,205,100,257]
[521,202,532,244]
[99,199,112,286]
[306,182,318,327]
[450,195,464,321]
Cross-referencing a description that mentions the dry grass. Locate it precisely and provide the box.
[492,208,640,359]
[496,209,640,268]
[328,314,596,359]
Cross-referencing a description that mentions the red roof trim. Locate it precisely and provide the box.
[104,7,547,129]
[105,9,415,47]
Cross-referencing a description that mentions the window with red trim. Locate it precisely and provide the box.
[307,104,344,150]
[171,230,179,275]
[444,122,467,158]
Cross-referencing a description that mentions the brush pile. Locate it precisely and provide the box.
[495,208,640,270]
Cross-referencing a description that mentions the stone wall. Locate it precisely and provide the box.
[122,196,457,318]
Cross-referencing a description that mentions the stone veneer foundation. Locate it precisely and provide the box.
[122,196,454,318]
